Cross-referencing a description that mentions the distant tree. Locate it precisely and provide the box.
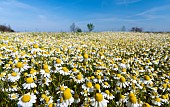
[75,27,82,32]
[87,23,94,32]
[70,23,76,32]
[131,27,142,32]
[121,25,126,32]
[0,24,15,32]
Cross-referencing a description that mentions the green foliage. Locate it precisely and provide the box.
[87,23,94,32]
[0,24,15,32]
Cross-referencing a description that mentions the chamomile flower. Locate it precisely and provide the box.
[142,75,153,85]
[9,93,19,100]
[7,72,20,82]
[102,82,111,88]
[22,77,37,89]
[62,88,74,106]
[59,67,71,76]
[142,103,151,107]
[40,68,51,78]
[116,76,129,88]
[152,97,162,106]
[72,74,85,83]
[13,62,29,72]
[93,75,103,83]
[126,93,139,107]
[94,84,101,92]
[74,94,80,103]
[90,93,109,107]
[17,93,36,107]
[82,82,94,92]
[39,77,52,87]
[54,58,63,67]
[102,90,115,100]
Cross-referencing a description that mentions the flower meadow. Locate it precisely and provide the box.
[0,32,169,107]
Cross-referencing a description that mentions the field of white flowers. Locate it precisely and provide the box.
[0,32,169,107]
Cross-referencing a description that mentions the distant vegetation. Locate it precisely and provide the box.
[0,24,15,32]
[87,23,94,32]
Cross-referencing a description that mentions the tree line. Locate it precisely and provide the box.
[0,24,15,32]
[0,23,143,33]
[70,23,94,32]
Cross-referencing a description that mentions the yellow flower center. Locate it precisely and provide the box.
[120,95,125,99]
[162,84,167,88]
[91,76,95,80]
[24,73,28,77]
[84,53,88,59]
[26,77,34,83]
[117,74,121,77]
[117,86,121,90]
[168,84,170,88]
[9,61,13,64]
[22,95,31,102]
[76,75,82,80]
[95,93,103,102]
[144,75,151,80]
[84,90,87,94]
[96,70,101,73]
[63,89,72,100]
[11,72,17,77]
[129,96,137,103]
[72,68,77,72]
[95,84,100,90]
[16,62,23,68]
[105,90,110,95]
[104,82,108,86]
[60,97,63,103]
[30,70,34,74]
[43,64,48,69]
[120,77,126,83]
[114,65,118,68]
[129,93,135,97]
[41,94,46,98]
[33,44,39,48]
[132,76,137,80]
[74,94,79,99]
[86,82,92,88]
[45,96,50,103]
[122,68,126,72]
[60,86,65,91]
[12,94,17,98]
[97,75,101,79]
[48,103,53,107]
[165,79,169,83]
[155,98,161,102]
[142,103,151,107]
[162,95,166,99]
[56,59,61,64]
[62,67,69,72]
[44,69,50,73]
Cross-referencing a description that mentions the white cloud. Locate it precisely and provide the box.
[115,0,141,5]
[0,0,37,11]
[137,5,170,16]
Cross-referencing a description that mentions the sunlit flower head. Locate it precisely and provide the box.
[17,93,36,107]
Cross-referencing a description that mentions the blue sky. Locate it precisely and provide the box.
[0,0,170,32]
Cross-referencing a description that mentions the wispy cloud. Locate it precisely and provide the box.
[137,5,170,16]
[1,0,37,11]
[115,0,141,5]
[135,5,170,20]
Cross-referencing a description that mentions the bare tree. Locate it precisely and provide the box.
[121,25,126,32]
[70,23,76,32]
